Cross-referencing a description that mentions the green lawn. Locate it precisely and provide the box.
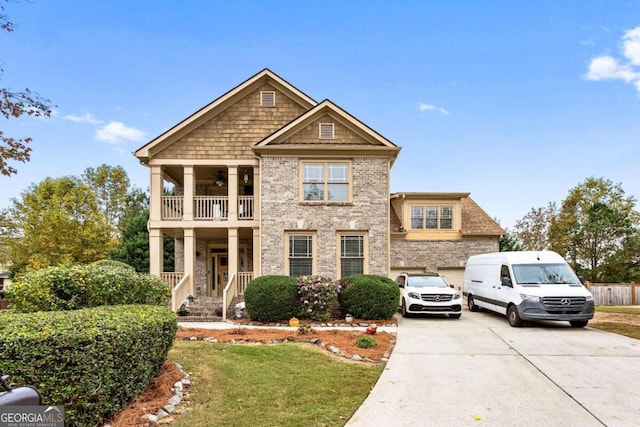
[169,341,383,427]
[590,305,640,340]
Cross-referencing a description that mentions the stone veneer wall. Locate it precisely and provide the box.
[390,238,499,272]
[261,156,390,278]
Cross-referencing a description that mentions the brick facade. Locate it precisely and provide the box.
[261,156,390,277]
[390,238,499,271]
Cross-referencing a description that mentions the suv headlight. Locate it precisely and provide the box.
[519,293,540,302]
[586,294,594,301]
[408,292,420,300]
[453,293,461,300]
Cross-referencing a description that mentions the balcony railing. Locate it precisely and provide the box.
[194,196,228,220]
[161,196,183,220]
[238,196,254,220]
[160,196,254,221]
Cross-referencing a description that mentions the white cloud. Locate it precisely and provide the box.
[418,103,449,115]
[64,112,103,124]
[623,26,640,66]
[584,26,640,94]
[96,121,146,144]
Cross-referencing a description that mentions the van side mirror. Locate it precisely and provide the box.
[501,277,513,287]
[449,284,454,289]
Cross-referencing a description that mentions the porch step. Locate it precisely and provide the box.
[177,315,223,322]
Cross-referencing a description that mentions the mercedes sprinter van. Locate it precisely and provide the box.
[463,251,594,327]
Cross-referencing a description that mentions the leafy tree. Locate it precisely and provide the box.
[118,186,149,233]
[108,209,174,273]
[499,228,523,252]
[0,177,117,274]
[82,164,130,236]
[1,1,54,176]
[549,177,639,281]
[513,202,557,250]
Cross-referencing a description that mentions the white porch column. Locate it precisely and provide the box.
[183,166,194,221]
[150,166,162,221]
[184,228,196,296]
[228,166,238,220]
[252,227,261,277]
[228,228,239,282]
[149,228,163,276]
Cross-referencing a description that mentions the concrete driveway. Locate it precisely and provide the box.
[346,307,640,427]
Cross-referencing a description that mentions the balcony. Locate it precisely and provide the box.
[161,196,254,221]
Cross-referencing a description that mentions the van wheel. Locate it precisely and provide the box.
[401,299,409,318]
[570,320,588,328]
[507,305,523,327]
[467,295,479,312]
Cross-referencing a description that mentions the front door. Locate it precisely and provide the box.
[218,255,229,295]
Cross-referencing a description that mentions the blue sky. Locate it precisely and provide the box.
[1,0,639,228]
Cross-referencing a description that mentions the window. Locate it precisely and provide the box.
[288,234,314,276]
[319,123,334,139]
[338,234,366,277]
[260,91,275,107]
[410,205,454,230]
[302,161,350,202]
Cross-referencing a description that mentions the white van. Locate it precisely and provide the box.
[463,251,594,327]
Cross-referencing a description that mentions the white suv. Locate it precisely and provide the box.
[395,273,462,318]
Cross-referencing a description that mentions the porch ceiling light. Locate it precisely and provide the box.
[243,169,249,184]
[215,171,225,187]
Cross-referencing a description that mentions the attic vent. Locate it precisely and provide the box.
[319,123,334,139]
[260,91,275,107]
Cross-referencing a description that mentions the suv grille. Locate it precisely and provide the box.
[541,296,586,313]
[421,294,453,302]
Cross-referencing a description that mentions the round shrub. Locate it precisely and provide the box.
[339,274,400,320]
[244,275,300,322]
[6,263,171,312]
[356,335,377,349]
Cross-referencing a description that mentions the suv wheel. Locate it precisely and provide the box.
[401,298,409,318]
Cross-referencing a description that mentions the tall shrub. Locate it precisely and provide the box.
[339,274,400,320]
[244,275,300,322]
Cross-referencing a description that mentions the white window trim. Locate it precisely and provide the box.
[409,204,455,230]
[319,123,335,139]
[300,160,352,203]
[284,231,317,276]
[336,232,369,278]
[260,91,275,107]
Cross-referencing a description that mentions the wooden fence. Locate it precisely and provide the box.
[585,282,639,306]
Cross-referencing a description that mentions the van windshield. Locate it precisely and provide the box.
[407,276,449,288]
[512,263,581,285]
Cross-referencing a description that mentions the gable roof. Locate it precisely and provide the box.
[252,99,400,160]
[134,68,317,163]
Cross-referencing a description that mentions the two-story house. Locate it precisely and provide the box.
[134,69,503,316]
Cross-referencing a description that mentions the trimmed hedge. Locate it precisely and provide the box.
[0,305,177,427]
[339,274,400,320]
[244,275,300,322]
[6,262,170,312]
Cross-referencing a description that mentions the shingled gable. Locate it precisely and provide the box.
[252,99,400,160]
[134,68,317,163]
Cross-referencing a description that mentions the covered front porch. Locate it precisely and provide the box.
[153,226,260,319]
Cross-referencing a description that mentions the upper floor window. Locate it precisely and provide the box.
[319,123,334,139]
[261,91,275,107]
[411,205,453,230]
[301,161,350,202]
[287,233,314,276]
